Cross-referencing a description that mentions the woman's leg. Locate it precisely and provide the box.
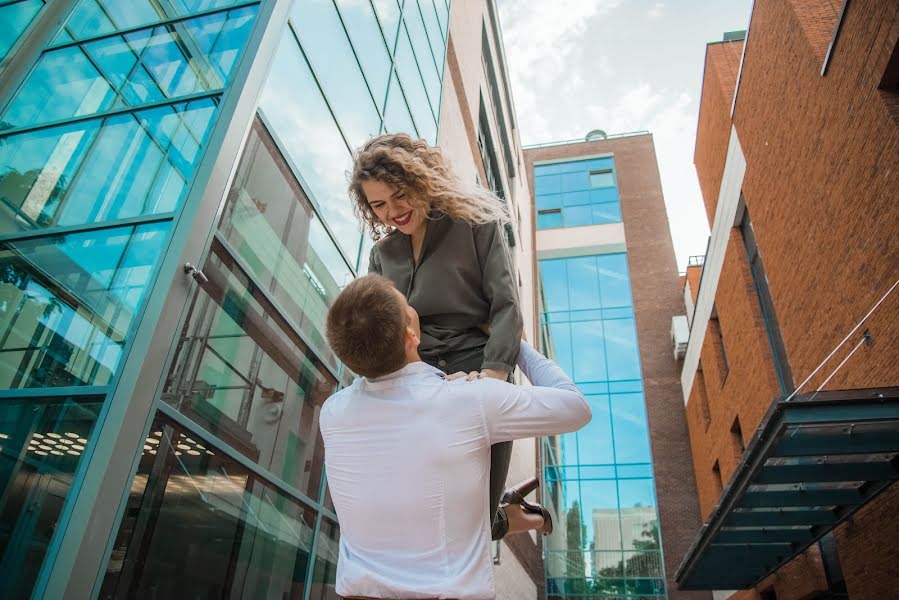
[437,348,515,541]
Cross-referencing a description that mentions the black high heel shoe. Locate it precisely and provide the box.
[500,477,554,535]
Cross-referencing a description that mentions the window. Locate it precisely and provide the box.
[534,157,621,229]
[709,303,729,382]
[695,365,711,430]
[712,460,723,496]
[0,0,45,62]
[730,416,745,456]
[590,169,615,188]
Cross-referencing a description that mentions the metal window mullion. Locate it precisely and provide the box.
[0,88,222,139]
[44,1,262,52]
[0,385,109,400]
[302,509,325,600]
[410,0,441,82]
[0,212,175,244]
[330,0,385,123]
[399,19,438,124]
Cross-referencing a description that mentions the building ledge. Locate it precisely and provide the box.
[675,387,899,590]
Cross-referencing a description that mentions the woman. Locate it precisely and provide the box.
[348,133,544,539]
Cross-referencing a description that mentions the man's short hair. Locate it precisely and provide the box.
[326,274,409,378]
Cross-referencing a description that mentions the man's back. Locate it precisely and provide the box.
[320,343,591,599]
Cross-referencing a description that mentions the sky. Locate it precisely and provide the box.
[496,0,753,271]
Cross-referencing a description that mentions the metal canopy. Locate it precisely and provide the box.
[675,387,899,590]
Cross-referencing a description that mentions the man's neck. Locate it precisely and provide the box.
[402,352,422,367]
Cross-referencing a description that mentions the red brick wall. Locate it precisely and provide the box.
[525,135,710,600]
[693,40,743,224]
[686,0,899,597]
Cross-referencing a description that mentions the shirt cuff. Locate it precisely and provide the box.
[481,360,514,374]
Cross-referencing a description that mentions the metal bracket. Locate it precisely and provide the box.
[183,262,208,285]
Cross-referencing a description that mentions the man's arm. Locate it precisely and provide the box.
[479,341,591,443]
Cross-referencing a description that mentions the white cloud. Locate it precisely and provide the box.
[648,3,665,19]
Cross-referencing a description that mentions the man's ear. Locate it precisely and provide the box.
[404,324,419,349]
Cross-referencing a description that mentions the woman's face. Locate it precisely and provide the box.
[361,179,426,237]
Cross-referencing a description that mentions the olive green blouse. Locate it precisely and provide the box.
[368,215,523,373]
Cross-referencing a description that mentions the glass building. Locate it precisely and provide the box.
[532,156,667,599]
[0,0,453,598]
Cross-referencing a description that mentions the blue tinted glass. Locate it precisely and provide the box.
[589,186,619,204]
[335,0,392,109]
[539,260,569,312]
[0,98,216,234]
[578,394,614,465]
[402,15,440,121]
[292,0,381,151]
[535,193,561,211]
[579,381,609,395]
[604,318,641,381]
[566,256,600,310]
[609,379,643,393]
[2,8,255,130]
[547,322,573,375]
[534,174,560,195]
[0,222,168,388]
[561,171,588,192]
[372,0,401,54]
[597,254,632,307]
[259,34,361,259]
[55,0,252,41]
[617,478,656,510]
[592,201,622,224]
[0,0,43,61]
[611,393,652,464]
[587,157,615,171]
[562,190,589,207]
[602,306,631,319]
[616,463,654,479]
[579,479,620,550]
[431,0,448,39]
[536,211,562,229]
[563,204,592,227]
[416,0,444,73]
[590,170,615,188]
[0,395,103,598]
[382,69,417,136]
[395,24,436,142]
[570,320,607,382]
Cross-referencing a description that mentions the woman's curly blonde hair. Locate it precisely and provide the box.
[349,133,510,239]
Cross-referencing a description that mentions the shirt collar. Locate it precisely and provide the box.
[362,361,445,388]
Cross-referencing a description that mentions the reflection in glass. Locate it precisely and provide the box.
[417,0,445,63]
[534,157,621,229]
[54,0,254,42]
[2,7,257,130]
[220,120,350,369]
[403,13,440,119]
[335,0,392,111]
[290,0,381,151]
[0,98,217,234]
[0,0,44,62]
[259,34,362,260]
[0,222,168,388]
[371,0,401,54]
[100,413,319,599]
[382,69,418,136]
[309,518,339,600]
[0,395,102,598]
[394,25,436,143]
[164,240,337,499]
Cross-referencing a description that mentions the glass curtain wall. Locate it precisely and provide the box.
[539,252,666,599]
[535,157,622,230]
[0,1,263,597]
[99,1,450,598]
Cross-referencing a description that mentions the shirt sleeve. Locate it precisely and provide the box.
[368,242,382,274]
[474,221,523,373]
[479,341,591,444]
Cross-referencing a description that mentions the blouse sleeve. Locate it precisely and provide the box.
[475,222,523,373]
[368,242,382,274]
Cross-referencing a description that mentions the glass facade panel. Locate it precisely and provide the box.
[0,395,103,598]
[54,0,253,42]
[371,0,401,54]
[403,11,440,118]
[0,0,43,62]
[259,34,361,260]
[100,412,323,599]
[539,253,665,598]
[2,7,257,130]
[383,68,418,136]
[163,240,337,499]
[535,157,622,229]
[291,0,381,151]
[335,0,392,109]
[309,518,339,600]
[394,24,436,143]
[219,120,348,369]
[0,223,168,388]
[0,98,217,234]
[417,0,445,64]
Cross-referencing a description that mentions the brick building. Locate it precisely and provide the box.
[524,132,709,600]
[675,2,899,599]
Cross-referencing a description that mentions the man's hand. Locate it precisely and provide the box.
[480,368,508,381]
[446,371,483,381]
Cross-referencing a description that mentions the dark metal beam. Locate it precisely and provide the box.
[726,509,837,527]
[773,428,899,456]
[755,461,898,484]
[740,487,864,508]
[716,527,815,544]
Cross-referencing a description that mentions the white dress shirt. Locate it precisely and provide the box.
[319,341,591,600]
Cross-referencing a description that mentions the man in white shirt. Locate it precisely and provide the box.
[320,275,592,600]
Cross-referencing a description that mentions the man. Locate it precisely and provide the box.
[321,275,591,600]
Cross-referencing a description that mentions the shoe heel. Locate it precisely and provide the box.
[501,476,540,504]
